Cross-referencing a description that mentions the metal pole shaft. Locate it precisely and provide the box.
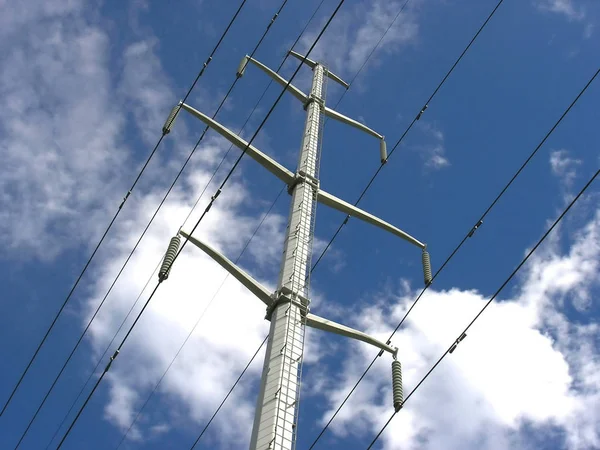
[249,65,324,450]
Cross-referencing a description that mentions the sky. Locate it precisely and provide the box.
[0,0,599,449]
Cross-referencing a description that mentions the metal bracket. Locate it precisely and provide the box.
[287,170,320,195]
[265,286,310,321]
[303,93,325,111]
[305,313,398,357]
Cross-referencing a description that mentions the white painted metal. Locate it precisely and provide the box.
[249,64,325,450]
[169,52,431,450]
[178,230,274,307]
[242,56,309,103]
[180,103,295,185]
[288,50,349,89]
[305,313,397,357]
[316,189,426,249]
[322,106,383,139]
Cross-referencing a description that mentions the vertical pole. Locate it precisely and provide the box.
[249,65,325,450]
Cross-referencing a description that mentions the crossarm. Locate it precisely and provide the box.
[179,230,274,307]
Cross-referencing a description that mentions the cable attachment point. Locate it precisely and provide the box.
[158,235,181,282]
[162,102,182,135]
[380,139,388,164]
[105,350,120,372]
[392,359,403,412]
[422,248,433,286]
[467,220,483,238]
[449,332,467,354]
[118,191,132,210]
[416,104,428,121]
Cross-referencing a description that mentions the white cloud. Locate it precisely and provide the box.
[415,121,450,171]
[536,0,586,22]
[0,1,129,259]
[84,164,287,445]
[298,0,420,78]
[315,207,600,449]
[550,149,581,188]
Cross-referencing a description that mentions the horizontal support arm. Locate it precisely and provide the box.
[243,56,308,104]
[322,106,383,140]
[288,50,349,89]
[305,313,397,357]
[179,230,274,307]
[317,189,426,249]
[180,103,295,185]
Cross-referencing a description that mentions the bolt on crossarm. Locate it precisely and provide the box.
[163,52,432,450]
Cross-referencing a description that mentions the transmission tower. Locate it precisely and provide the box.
[163,50,431,450]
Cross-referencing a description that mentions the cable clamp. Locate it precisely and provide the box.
[467,220,483,238]
[448,332,467,354]
[416,104,428,120]
[118,191,131,209]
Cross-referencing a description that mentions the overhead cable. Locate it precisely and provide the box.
[45,0,328,445]
[54,1,348,446]
[307,63,600,449]
[310,0,506,274]
[365,167,599,450]
[0,0,249,419]
[11,1,287,446]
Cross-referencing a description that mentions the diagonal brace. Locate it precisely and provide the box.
[179,230,274,307]
[288,50,349,89]
[180,103,295,185]
[305,313,397,357]
[237,55,308,104]
[316,189,426,249]
[322,106,383,140]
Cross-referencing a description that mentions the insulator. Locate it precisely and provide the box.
[162,103,181,135]
[380,139,388,164]
[422,249,432,286]
[392,360,403,412]
[158,235,181,281]
[236,55,249,78]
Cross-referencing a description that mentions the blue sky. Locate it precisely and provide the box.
[1,0,599,449]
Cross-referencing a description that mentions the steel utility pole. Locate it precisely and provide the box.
[163,50,432,450]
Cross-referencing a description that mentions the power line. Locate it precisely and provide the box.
[116,187,284,448]
[0,0,249,419]
[310,0,505,274]
[44,257,163,450]
[44,1,329,445]
[188,335,269,450]
[118,0,410,444]
[306,62,599,450]
[365,167,600,450]
[10,0,286,445]
[54,2,348,446]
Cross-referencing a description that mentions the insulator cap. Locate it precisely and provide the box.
[162,103,181,135]
[392,360,403,412]
[236,55,249,78]
[422,249,432,286]
[159,235,181,281]
[380,139,387,164]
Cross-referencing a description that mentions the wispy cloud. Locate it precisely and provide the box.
[414,121,450,171]
[536,0,586,22]
[0,1,128,259]
[298,0,420,78]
